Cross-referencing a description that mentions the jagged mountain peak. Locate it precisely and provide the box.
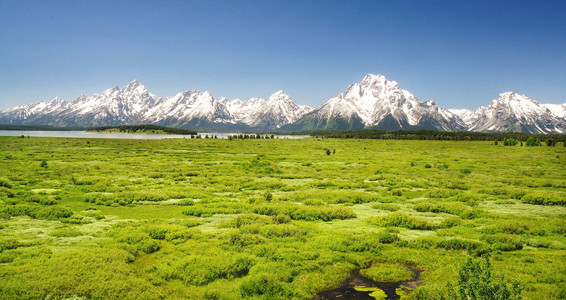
[495,92,535,104]
[122,79,146,91]
[99,86,120,97]
[360,74,398,89]
[287,74,463,131]
[489,92,546,116]
[50,97,66,104]
[267,90,292,102]
[270,90,286,96]
[466,91,565,134]
[341,74,405,108]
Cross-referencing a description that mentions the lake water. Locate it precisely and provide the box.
[0,130,310,140]
[316,266,422,300]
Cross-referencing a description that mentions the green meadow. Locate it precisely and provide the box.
[0,136,564,299]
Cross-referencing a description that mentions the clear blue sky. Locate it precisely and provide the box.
[1,0,565,110]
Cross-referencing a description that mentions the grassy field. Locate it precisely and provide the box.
[0,136,564,299]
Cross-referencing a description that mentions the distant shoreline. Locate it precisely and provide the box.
[86,125,197,135]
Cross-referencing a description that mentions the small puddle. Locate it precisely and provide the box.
[315,265,422,300]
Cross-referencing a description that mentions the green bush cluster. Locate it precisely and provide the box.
[240,274,287,298]
[253,203,356,221]
[329,234,386,253]
[0,178,13,189]
[360,262,414,283]
[158,254,255,286]
[286,189,381,205]
[414,201,469,216]
[405,236,490,255]
[503,138,518,146]
[521,192,566,206]
[0,238,23,252]
[108,221,204,257]
[49,228,83,238]
[182,202,246,217]
[425,189,460,199]
[481,234,523,251]
[366,212,435,230]
[1,204,73,220]
[243,156,281,174]
[84,190,189,206]
[372,203,400,211]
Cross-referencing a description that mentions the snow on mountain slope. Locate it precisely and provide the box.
[543,103,566,118]
[54,80,157,127]
[144,90,234,127]
[247,91,312,128]
[217,91,311,129]
[467,92,565,134]
[0,97,69,123]
[219,97,266,125]
[289,74,463,131]
[448,108,474,125]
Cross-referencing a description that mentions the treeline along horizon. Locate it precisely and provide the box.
[293,129,566,143]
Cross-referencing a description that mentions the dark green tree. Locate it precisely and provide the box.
[446,255,523,300]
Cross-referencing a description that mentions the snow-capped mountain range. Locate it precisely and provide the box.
[0,80,311,130]
[1,75,564,134]
[448,92,566,134]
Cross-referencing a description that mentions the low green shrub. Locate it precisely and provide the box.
[224,232,266,248]
[481,234,523,251]
[0,238,21,252]
[459,208,484,219]
[366,212,435,230]
[1,204,73,220]
[165,254,255,286]
[240,274,286,298]
[0,187,14,198]
[360,262,414,283]
[436,238,488,252]
[372,203,400,211]
[182,202,246,217]
[253,204,355,221]
[0,178,13,189]
[138,239,160,254]
[521,192,566,206]
[414,201,468,216]
[440,216,462,228]
[49,228,83,238]
[258,224,304,238]
[425,189,459,199]
[219,214,267,229]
